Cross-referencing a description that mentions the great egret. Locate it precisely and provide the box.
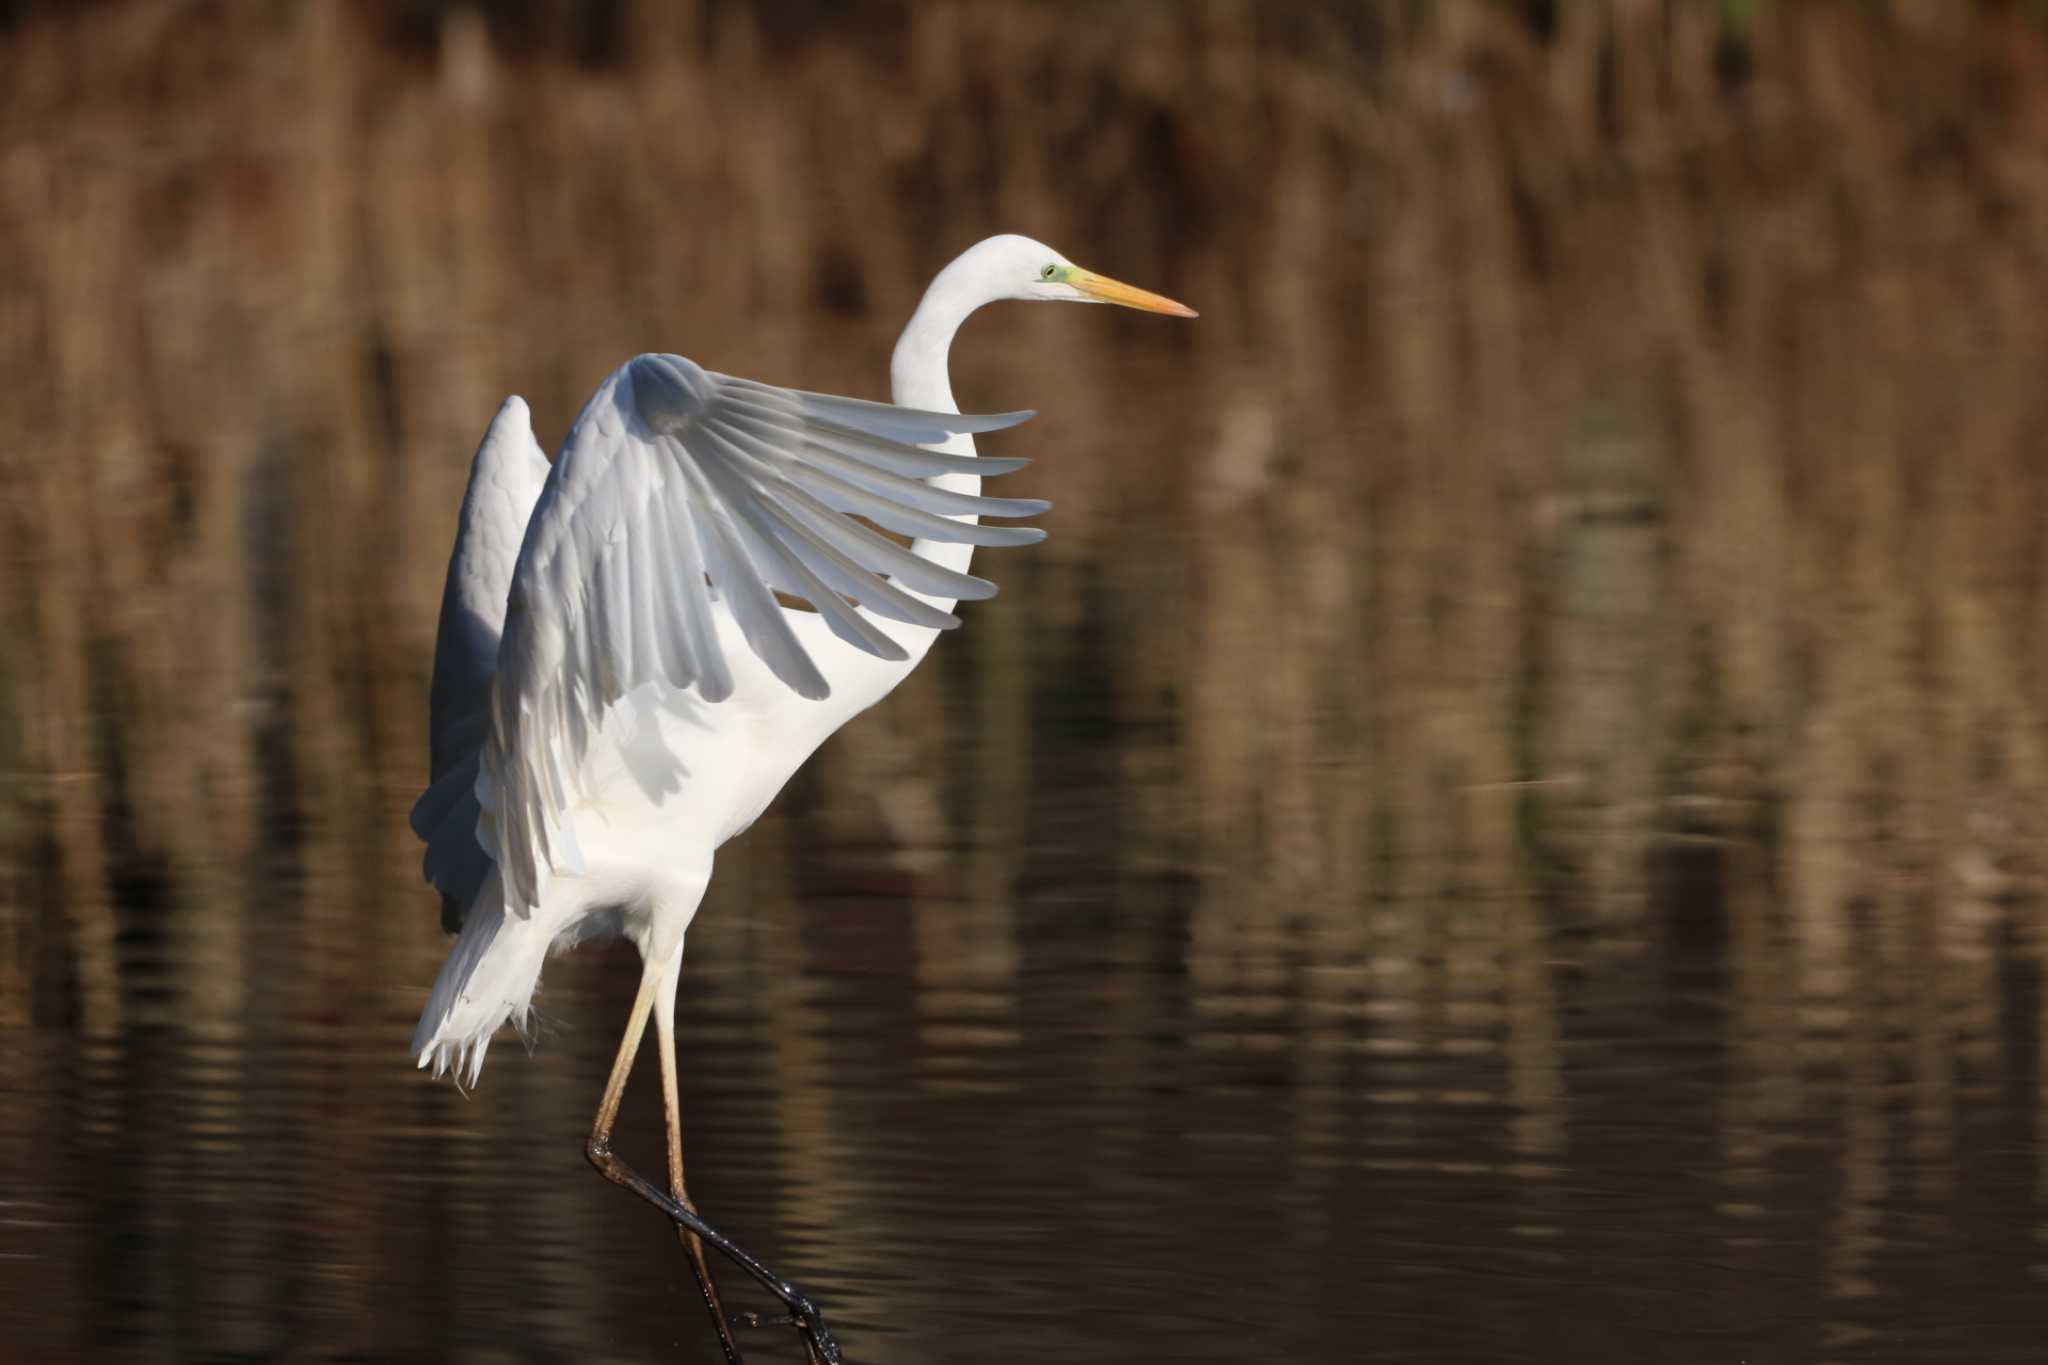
[408,234,1194,1362]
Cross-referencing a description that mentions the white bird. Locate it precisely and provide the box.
[408,234,1194,1363]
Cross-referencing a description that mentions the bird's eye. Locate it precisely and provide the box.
[1040,264,1057,279]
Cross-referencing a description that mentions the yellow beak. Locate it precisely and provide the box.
[1068,268,1198,318]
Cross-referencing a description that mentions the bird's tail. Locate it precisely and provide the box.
[411,865,552,1087]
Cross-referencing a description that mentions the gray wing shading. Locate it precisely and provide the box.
[409,397,552,931]
[485,353,1041,916]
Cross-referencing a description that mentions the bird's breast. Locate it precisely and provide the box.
[569,599,933,868]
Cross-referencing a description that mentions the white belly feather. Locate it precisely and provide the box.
[412,600,936,1085]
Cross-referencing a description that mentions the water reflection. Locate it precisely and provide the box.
[9,760,2048,1361]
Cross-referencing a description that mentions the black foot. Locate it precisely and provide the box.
[589,1138,842,1363]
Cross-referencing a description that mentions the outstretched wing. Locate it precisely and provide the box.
[410,397,553,929]
[485,353,1041,916]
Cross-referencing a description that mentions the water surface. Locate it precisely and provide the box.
[8,753,2045,1363]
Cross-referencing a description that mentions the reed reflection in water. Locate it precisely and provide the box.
[4,2,2048,1362]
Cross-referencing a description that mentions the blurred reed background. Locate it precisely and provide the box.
[4,1,2048,1362]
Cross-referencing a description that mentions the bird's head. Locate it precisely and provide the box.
[965,234,1197,317]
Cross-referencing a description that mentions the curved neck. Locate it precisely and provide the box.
[888,261,995,606]
[889,258,993,411]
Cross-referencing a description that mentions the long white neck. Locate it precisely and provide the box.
[889,260,993,608]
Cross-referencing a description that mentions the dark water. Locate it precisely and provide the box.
[7,789,2046,1364]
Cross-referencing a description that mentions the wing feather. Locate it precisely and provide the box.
[772,481,1000,600]
[747,494,962,629]
[784,463,1048,547]
[715,473,913,662]
[720,401,1032,478]
[482,354,1040,914]
[719,419,1047,520]
[410,397,552,929]
[712,458,910,663]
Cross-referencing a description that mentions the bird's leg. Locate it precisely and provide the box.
[586,966,844,1365]
[588,967,660,1159]
[655,959,744,1364]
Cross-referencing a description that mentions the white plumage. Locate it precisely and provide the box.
[410,235,1192,1086]
[404,234,1192,1363]
[408,365,1039,1083]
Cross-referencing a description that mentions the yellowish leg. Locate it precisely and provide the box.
[656,957,744,1363]
[587,961,841,1364]
[588,967,660,1152]
[588,965,745,1364]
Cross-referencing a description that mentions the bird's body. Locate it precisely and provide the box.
[407,234,1192,1362]
[410,325,1000,1083]
[414,615,936,1066]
